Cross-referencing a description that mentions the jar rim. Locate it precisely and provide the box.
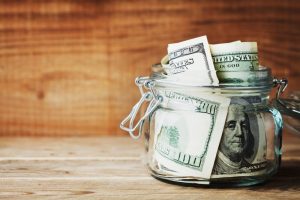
[150,66,274,90]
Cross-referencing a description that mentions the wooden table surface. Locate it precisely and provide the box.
[0,132,299,199]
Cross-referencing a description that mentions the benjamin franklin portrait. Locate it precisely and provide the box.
[213,102,255,175]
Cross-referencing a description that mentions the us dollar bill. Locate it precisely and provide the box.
[161,41,241,71]
[162,36,219,86]
[153,90,230,178]
[210,41,259,71]
[215,66,270,85]
[211,97,267,178]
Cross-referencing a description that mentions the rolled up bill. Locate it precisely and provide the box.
[210,42,259,71]
[163,35,219,86]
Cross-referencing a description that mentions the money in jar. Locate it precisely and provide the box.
[120,36,286,186]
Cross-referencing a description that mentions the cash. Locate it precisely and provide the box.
[159,41,260,85]
[153,90,230,178]
[151,94,268,179]
[216,67,270,85]
[211,97,267,178]
[210,41,259,71]
[151,36,267,179]
[161,36,219,86]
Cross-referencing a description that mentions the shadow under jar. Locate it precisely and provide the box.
[122,68,286,187]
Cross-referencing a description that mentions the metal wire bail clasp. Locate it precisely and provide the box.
[273,78,288,100]
[120,77,162,139]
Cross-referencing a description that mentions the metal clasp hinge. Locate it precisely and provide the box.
[120,77,163,139]
[273,78,288,100]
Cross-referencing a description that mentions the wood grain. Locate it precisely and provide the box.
[0,132,300,199]
[0,0,299,136]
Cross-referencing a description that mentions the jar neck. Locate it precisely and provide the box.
[155,85,271,98]
[155,86,271,111]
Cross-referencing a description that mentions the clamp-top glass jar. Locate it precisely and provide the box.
[120,67,287,186]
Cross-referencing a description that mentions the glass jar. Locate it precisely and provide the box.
[120,68,287,186]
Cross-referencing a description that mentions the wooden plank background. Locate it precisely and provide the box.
[0,0,299,136]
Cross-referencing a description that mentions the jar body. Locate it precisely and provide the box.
[142,85,282,186]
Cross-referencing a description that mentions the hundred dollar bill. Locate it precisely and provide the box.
[211,97,267,178]
[157,62,269,86]
[153,90,230,178]
[163,36,219,86]
[215,66,270,85]
[210,42,259,71]
[161,41,242,71]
